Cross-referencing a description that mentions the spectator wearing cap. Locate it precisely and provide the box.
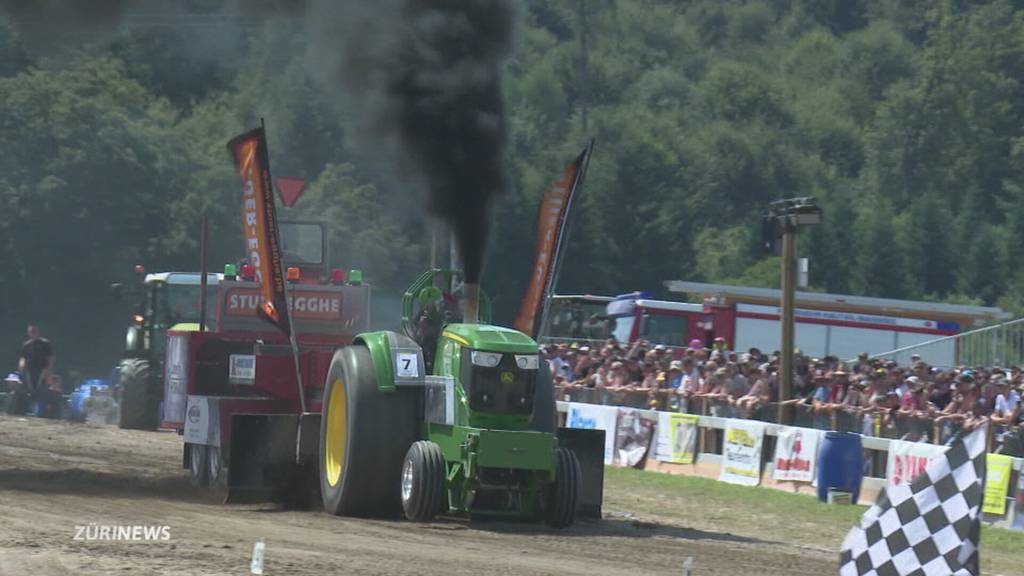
[699,367,729,400]
[810,370,833,408]
[724,362,750,400]
[711,336,728,354]
[652,343,668,360]
[899,377,927,412]
[547,345,568,382]
[878,389,902,433]
[936,371,977,426]
[736,365,771,413]
[561,348,578,381]
[663,360,684,389]
[603,361,629,389]
[680,358,702,397]
[830,368,849,403]
[866,370,890,407]
[4,371,29,414]
[992,377,1020,425]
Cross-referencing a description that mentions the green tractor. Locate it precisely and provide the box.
[318,269,593,526]
[111,269,219,430]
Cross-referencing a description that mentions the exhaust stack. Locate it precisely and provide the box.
[463,283,480,324]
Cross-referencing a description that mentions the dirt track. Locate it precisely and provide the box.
[0,415,835,576]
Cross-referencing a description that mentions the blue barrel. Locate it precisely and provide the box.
[817,431,864,504]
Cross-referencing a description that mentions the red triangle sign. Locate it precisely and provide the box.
[275,177,307,207]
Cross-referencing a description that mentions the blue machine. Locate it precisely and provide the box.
[67,379,111,422]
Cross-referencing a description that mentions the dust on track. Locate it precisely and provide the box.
[0,415,834,575]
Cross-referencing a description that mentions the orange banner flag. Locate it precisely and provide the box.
[513,142,593,338]
[227,126,291,335]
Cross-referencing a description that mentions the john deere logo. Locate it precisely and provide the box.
[500,371,514,385]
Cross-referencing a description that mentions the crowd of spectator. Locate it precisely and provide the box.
[542,337,1024,455]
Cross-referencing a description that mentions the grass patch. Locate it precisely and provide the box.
[604,466,1024,568]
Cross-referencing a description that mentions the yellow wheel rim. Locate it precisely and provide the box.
[325,377,347,487]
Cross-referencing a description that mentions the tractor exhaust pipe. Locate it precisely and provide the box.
[463,283,480,324]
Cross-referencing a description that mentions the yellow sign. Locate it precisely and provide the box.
[983,453,1013,516]
[727,428,755,447]
[669,414,699,464]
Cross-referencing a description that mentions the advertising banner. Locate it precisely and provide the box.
[655,412,699,464]
[566,403,618,465]
[982,453,1013,515]
[222,287,343,320]
[886,440,948,487]
[513,142,593,338]
[772,428,821,482]
[613,407,657,468]
[1013,469,1024,531]
[227,126,290,335]
[719,420,765,486]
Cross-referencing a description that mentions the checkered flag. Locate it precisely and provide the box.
[839,427,986,576]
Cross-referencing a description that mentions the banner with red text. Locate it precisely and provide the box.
[772,428,821,482]
[885,439,948,487]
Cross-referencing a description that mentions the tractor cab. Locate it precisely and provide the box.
[110,269,222,430]
[402,268,492,373]
[278,221,327,284]
[114,270,222,358]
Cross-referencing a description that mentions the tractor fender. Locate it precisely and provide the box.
[353,331,425,393]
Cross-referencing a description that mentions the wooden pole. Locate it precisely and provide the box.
[778,217,797,425]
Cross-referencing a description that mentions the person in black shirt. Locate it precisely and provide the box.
[18,325,54,403]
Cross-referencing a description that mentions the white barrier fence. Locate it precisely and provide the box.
[556,401,1024,530]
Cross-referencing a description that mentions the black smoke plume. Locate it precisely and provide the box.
[308,0,516,283]
[1,0,517,283]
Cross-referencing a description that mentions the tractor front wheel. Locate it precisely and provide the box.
[319,345,418,517]
[401,441,446,521]
[543,447,582,528]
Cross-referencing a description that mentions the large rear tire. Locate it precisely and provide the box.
[117,358,159,430]
[319,345,419,517]
[543,447,582,528]
[401,441,446,521]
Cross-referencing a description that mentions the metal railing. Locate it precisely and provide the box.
[858,317,1024,368]
[555,385,1022,456]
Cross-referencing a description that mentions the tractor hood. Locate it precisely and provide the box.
[442,324,538,354]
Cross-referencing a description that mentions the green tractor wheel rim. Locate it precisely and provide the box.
[325,378,347,487]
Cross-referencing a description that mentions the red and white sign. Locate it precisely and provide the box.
[275,177,307,207]
[772,428,821,482]
[224,288,343,320]
[886,440,948,487]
